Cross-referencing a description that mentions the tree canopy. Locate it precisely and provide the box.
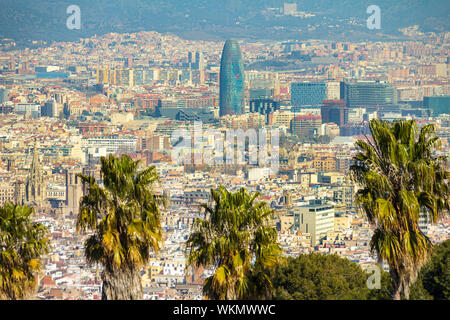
[186,185,282,300]
[0,202,49,300]
[410,239,450,300]
[350,119,449,299]
[77,154,165,299]
[271,253,373,300]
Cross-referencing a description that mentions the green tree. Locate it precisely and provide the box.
[271,253,372,300]
[0,202,49,300]
[186,186,282,300]
[410,239,450,300]
[350,119,449,300]
[77,154,165,300]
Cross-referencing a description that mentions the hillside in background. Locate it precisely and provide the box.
[0,0,448,45]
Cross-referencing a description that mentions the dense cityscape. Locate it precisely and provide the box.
[0,1,449,302]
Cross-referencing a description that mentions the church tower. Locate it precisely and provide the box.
[25,139,45,205]
[65,168,83,216]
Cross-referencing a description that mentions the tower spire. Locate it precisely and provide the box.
[26,137,44,204]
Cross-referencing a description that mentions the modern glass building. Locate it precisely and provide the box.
[343,81,396,107]
[219,39,245,116]
[291,82,327,107]
[423,96,450,116]
[249,99,280,124]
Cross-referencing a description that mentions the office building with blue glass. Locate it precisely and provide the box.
[343,81,396,107]
[423,96,450,116]
[219,39,245,116]
[291,82,326,106]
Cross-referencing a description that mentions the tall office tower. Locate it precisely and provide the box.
[196,52,206,70]
[291,82,326,107]
[219,39,245,116]
[0,86,8,103]
[343,81,397,107]
[188,52,195,65]
[41,99,58,117]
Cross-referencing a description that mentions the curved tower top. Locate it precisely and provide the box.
[219,39,245,117]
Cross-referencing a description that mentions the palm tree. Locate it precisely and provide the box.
[0,202,49,300]
[350,119,449,300]
[186,185,282,300]
[76,154,166,300]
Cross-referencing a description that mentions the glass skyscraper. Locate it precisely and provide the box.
[291,82,327,107]
[219,39,245,116]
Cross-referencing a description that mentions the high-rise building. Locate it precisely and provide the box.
[343,81,397,107]
[187,52,206,70]
[219,39,245,117]
[423,96,450,116]
[196,52,206,71]
[291,82,326,107]
[41,100,58,118]
[188,52,194,64]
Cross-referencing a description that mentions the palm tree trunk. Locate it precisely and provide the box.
[403,282,410,300]
[226,279,237,300]
[101,267,143,300]
[390,268,402,300]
